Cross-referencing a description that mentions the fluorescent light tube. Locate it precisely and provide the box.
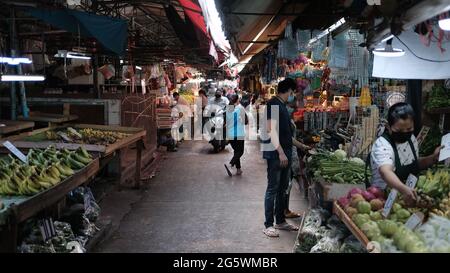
[0,57,32,65]
[66,53,91,60]
[381,35,395,43]
[135,66,142,70]
[1,75,45,81]
[55,50,91,60]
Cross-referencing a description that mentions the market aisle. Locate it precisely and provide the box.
[96,140,308,253]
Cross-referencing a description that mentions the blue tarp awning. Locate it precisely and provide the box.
[26,8,128,56]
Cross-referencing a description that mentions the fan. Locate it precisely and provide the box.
[386,92,406,108]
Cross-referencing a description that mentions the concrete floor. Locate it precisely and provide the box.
[95,140,308,253]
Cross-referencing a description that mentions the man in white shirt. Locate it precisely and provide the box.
[370,103,442,206]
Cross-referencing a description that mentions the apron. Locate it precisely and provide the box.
[365,132,419,187]
[380,132,419,182]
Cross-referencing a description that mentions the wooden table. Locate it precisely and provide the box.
[18,113,78,127]
[4,124,147,188]
[0,120,35,138]
[0,157,100,252]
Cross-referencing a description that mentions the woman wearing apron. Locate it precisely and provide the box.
[370,103,442,207]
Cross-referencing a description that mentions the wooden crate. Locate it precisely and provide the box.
[333,201,370,247]
[315,177,366,202]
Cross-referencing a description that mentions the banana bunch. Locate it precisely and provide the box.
[79,128,130,145]
[0,146,92,196]
[417,169,450,199]
[45,130,58,140]
[431,192,450,219]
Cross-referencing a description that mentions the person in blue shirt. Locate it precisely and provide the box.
[262,78,299,238]
[224,94,246,176]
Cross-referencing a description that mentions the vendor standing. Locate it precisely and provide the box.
[370,103,442,206]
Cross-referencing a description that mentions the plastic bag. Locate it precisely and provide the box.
[83,187,100,222]
[310,236,341,253]
[326,215,351,240]
[339,235,367,253]
[278,22,298,60]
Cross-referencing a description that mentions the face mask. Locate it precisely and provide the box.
[391,130,413,143]
[287,94,295,103]
[287,107,294,116]
[215,94,221,99]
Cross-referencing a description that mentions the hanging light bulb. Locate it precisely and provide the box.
[373,38,405,57]
[439,18,450,31]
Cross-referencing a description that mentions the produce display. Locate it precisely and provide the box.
[336,176,450,253]
[412,168,450,218]
[0,146,92,196]
[294,209,365,253]
[425,85,450,111]
[307,149,368,184]
[44,127,131,145]
[416,215,450,252]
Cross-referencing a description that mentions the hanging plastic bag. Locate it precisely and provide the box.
[278,22,298,60]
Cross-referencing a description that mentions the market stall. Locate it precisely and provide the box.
[0,120,35,138]
[0,146,100,252]
[2,124,146,188]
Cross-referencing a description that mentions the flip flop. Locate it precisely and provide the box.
[263,227,279,237]
[274,222,299,231]
[224,164,232,177]
[285,211,303,218]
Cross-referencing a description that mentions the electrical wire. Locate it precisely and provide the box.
[395,36,450,63]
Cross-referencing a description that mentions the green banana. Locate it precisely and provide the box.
[67,156,85,170]
[26,180,41,195]
[54,162,74,177]
[78,146,92,159]
[72,152,91,165]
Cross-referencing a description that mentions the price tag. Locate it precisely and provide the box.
[2,141,27,163]
[405,212,424,230]
[382,189,398,218]
[406,174,418,189]
[38,218,56,242]
[417,126,430,146]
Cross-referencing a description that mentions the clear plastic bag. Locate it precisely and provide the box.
[83,187,100,222]
[339,235,367,253]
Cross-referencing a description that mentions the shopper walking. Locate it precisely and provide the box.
[262,78,299,238]
[224,94,246,177]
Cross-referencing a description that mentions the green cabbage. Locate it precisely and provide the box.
[349,157,365,166]
[333,149,347,160]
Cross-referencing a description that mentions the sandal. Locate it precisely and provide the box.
[263,227,279,237]
[275,222,299,231]
[285,211,303,218]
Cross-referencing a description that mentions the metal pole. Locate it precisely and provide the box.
[93,54,100,98]
[10,8,29,118]
[9,8,16,120]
